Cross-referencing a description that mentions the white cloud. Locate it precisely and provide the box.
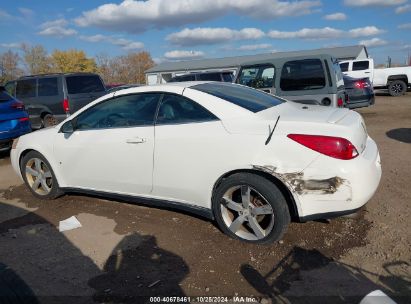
[164,50,205,60]
[398,23,411,29]
[38,19,77,37]
[344,0,406,6]
[0,9,11,19]
[359,37,388,47]
[0,43,21,49]
[324,12,347,20]
[18,7,34,18]
[348,26,384,37]
[75,0,321,33]
[167,27,265,46]
[267,26,384,40]
[80,35,144,50]
[238,43,273,51]
[38,27,77,37]
[396,4,411,14]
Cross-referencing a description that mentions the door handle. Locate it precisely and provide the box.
[364,72,370,74]
[126,137,146,144]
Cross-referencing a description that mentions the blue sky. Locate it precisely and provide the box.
[1,0,410,65]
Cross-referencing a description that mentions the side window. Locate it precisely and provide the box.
[238,65,275,89]
[222,73,233,82]
[339,62,349,72]
[352,61,369,71]
[38,77,58,96]
[16,79,36,98]
[75,93,161,130]
[197,73,221,81]
[280,59,325,91]
[156,94,218,125]
[174,75,195,82]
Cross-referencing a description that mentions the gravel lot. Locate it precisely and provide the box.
[0,93,410,303]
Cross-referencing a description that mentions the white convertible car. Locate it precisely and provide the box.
[11,82,381,243]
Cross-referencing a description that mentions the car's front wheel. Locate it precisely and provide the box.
[212,173,290,244]
[21,151,63,199]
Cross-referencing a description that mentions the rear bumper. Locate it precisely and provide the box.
[295,136,381,219]
[0,121,31,150]
[346,94,375,109]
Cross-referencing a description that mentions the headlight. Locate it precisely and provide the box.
[12,138,19,149]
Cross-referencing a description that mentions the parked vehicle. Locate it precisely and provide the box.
[11,82,381,244]
[169,71,234,82]
[235,54,346,108]
[343,76,375,109]
[107,84,142,93]
[339,58,411,96]
[0,86,31,151]
[5,73,106,129]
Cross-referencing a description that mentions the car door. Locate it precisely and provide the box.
[53,93,161,196]
[349,60,373,80]
[152,93,226,207]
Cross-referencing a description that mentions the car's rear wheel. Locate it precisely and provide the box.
[388,80,407,96]
[213,173,290,244]
[42,114,58,128]
[21,151,63,199]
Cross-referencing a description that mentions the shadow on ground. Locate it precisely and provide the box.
[0,202,189,303]
[241,246,410,304]
[386,128,411,144]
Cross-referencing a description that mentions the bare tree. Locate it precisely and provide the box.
[0,50,23,84]
[21,43,52,75]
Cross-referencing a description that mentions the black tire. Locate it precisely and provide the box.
[20,151,63,200]
[388,80,407,97]
[42,114,58,128]
[212,173,290,244]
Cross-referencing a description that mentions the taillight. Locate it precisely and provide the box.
[19,117,29,122]
[337,97,344,107]
[62,98,70,113]
[354,80,369,89]
[11,101,25,110]
[287,134,359,160]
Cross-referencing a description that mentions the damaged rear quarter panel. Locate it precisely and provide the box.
[252,164,352,216]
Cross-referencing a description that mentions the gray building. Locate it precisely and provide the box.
[145,45,368,85]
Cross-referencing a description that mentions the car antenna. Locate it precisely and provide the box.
[265,116,280,145]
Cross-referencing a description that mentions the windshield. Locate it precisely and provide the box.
[192,82,284,113]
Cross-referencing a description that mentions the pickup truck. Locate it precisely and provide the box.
[339,58,411,96]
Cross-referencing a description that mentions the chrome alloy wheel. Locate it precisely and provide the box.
[25,158,53,195]
[220,185,275,241]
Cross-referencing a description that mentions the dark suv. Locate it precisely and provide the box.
[5,73,106,128]
[169,71,234,83]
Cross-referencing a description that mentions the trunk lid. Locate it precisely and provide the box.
[258,101,368,154]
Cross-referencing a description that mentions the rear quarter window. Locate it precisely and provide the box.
[352,61,370,71]
[192,82,284,113]
[66,75,105,94]
[280,59,325,91]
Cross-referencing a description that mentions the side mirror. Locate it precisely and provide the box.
[60,120,75,133]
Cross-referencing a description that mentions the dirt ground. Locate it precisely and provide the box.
[0,93,410,304]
